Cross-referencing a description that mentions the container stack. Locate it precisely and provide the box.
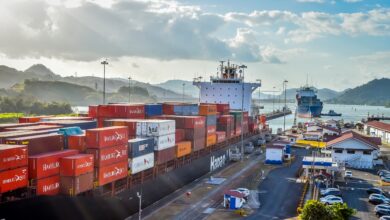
[230,111,249,137]
[60,154,94,196]
[85,126,129,186]
[28,149,79,195]
[199,104,217,147]
[145,104,163,118]
[104,119,148,139]
[181,116,206,151]
[95,104,145,127]
[217,115,234,139]
[162,103,199,116]
[0,144,29,194]
[5,133,65,156]
[128,138,155,174]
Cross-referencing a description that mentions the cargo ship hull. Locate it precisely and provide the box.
[297,105,323,118]
[0,140,241,220]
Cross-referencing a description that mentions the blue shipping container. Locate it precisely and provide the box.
[128,137,155,158]
[173,104,199,116]
[206,115,217,126]
[145,104,163,117]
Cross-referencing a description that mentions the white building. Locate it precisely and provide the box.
[325,119,338,129]
[365,121,390,144]
[328,131,380,169]
[193,61,260,116]
[322,126,341,136]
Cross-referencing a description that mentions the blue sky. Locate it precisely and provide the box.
[0,0,389,91]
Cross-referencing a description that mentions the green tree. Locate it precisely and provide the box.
[300,200,334,220]
[329,203,356,220]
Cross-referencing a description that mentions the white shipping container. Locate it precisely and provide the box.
[129,153,154,174]
[154,133,175,151]
[136,120,149,137]
[146,120,175,137]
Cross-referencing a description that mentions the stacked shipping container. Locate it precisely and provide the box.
[60,154,94,195]
[199,104,217,147]
[0,145,28,193]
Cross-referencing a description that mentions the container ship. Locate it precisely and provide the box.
[296,86,323,118]
[0,62,265,219]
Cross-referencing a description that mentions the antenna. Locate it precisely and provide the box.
[306,74,309,87]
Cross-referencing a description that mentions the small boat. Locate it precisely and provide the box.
[321,110,342,116]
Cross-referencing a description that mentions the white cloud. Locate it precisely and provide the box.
[297,0,325,3]
[344,0,363,3]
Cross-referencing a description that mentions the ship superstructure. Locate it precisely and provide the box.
[193,61,261,116]
[296,86,323,118]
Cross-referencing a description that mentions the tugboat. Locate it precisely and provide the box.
[296,86,323,118]
[321,110,342,117]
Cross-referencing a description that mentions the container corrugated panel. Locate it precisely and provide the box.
[176,116,206,129]
[36,175,60,196]
[216,104,230,114]
[86,145,127,167]
[0,167,28,193]
[67,134,86,152]
[145,104,163,117]
[88,105,98,118]
[85,126,128,149]
[18,117,42,123]
[41,120,97,130]
[175,129,185,143]
[0,123,37,132]
[154,133,175,151]
[0,144,28,171]
[206,115,217,126]
[218,115,233,124]
[95,161,128,186]
[199,104,217,116]
[0,129,59,144]
[206,134,217,147]
[6,125,62,131]
[191,136,205,151]
[184,127,206,140]
[28,149,79,180]
[104,119,145,138]
[6,133,65,156]
[60,172,94,195]
[60,154,94,177]
[155,147,175,165]
[41,116,93,121]
[206,125,216,136]
[216,131,226,143]
[145,120,175,137]
[176,141,191,158]
[109,104,146,118]
[128,138,154,158]
[129,153,154,174]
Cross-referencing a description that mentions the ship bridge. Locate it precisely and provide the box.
[193,61,260,116]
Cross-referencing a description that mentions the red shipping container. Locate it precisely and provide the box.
[175,129,185,143]
[0,123,37,132]
[104,119,142,138]
[180,116,206,129]
[206,125,216,135]
[113,104,145,118]
[60,154,94,177]
[6,133,64,156]
[191,136,205,151]
[0,144,28,171]
[218,115,233,124]
[94,161,128,186]
[67,134,86,152]
[0,129,60,145]
[29,149,79,180]
[216,131,226,143]
[18,116,43,123]
[216,104,230,114]
[230,130,235,137]
[60,172,93,196]
[155,147,176,165]
[5,125,62,131]
[235,127,242,136]
[35,175,60,196]
[85,126,128,149]
[88,105,98,118]
[86,145,127,167]
[184,127,206,140]
[0,167,28,193]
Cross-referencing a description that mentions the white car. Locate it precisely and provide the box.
[236,188,250,197]
[320,188,340,196]
[380,216,390,220]
[320,196,343,205]
[321,195,339,200]
[344,171,352,178]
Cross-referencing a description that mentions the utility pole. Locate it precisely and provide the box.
[137,191,142,220]
[283,80,288,133]
[272,86,276,112]
[182,83,185,102]
[100,59,109,104]
[240,64,247,162]
[128,76,132,103]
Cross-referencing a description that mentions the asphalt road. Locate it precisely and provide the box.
[246,148,309,220]
[336,169,385,220]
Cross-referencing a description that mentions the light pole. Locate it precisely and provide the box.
[272,86,276,112]
[256,79,261,114]
[100,59,109,104]
[283,80,288,133]
[182,83,185,102]
[128,76,132,103]
[137,191,142,220]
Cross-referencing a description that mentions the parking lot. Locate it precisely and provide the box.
[335,169,390,219]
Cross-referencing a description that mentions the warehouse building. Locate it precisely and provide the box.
[365,121,390,144]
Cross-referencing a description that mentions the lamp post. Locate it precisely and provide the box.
[100,59,109,104]
[182,83,185,102]
[137,191,142,220]
[239,64,247,162]
[272,86,276,112]
[283,80,288,133]
[128,76,132,103]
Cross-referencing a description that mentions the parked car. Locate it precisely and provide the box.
[344,170,353,178]
[230,148,241,162]
[244,143,254,154]
[367,187,384,195]
[382,177,390,183]
[378,170,390,177]
[376,205,390,217]
[380,216,390,220]
[265,134,272,142]
[321,195,340,200]
[369,194,390,205]
[320,188,341,197]
[320,196,343,205]
[257,137,266,146]
[236,188,250,198]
